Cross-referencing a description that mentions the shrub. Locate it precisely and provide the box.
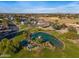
[61,23,67,29]
[52,23,62,30]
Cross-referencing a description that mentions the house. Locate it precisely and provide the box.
[0,18,19,32]
[37,19,50,28]
[8,22,19,31]
[29,18,38,26]
[7,15,14,20]
[66,24,79,28]
[0,19,7,30]
[20,17,28,25]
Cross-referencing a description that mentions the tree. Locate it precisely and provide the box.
[52,23,62,30]
[68,26,77,33]
[61,23,67,29]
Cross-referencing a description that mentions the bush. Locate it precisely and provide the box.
[0,38,22,55]
[61,23,67,29]
[52,23,62,30]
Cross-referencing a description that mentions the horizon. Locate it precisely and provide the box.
[0,1,79,13]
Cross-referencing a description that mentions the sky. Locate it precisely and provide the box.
[0,1,79,13]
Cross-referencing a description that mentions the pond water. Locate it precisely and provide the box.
[30,32,64,48]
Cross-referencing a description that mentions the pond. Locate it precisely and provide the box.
[30,32,64,48]
[0,29,64,48]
